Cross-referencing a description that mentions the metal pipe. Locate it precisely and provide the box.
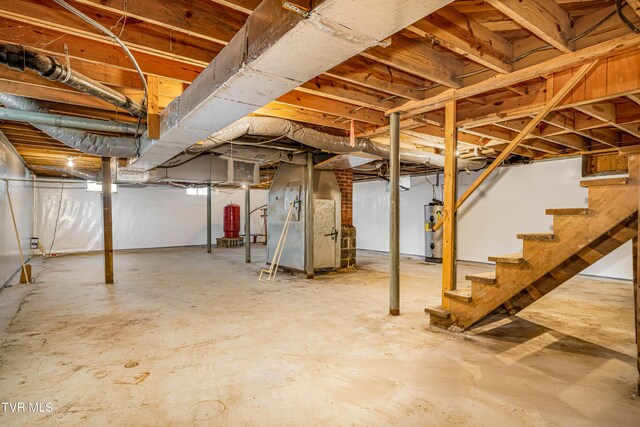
[389,112,400,316]
[245,186,251,263]
[0,44,146,118]
[305,152,315,279]
[0,94,140,158]
[207,185,212,254]
[0,107,144,134]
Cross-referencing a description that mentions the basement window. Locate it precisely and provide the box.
[86,181,118,193]
[186,187,208,196]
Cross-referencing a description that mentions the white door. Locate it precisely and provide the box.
[313,199,338,269]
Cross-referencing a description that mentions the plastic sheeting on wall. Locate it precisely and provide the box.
[0,137,33,286]
[34,184,268,254]
[354,158,633,280]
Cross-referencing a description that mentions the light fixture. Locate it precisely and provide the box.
[242,184,247,189]
[67,156,74,167]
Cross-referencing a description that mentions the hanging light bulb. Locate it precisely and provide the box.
[67,156,74,167]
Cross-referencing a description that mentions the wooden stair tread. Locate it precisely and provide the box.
[488,252,524,265]
[444,289,472,302]
[545,208,588,215]
[465,271,496,284]
[425,305,450,319]
[580,176,628,187]
[517,232,554,241]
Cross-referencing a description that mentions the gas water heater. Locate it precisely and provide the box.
[424,201,443,263]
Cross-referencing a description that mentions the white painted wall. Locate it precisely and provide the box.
[35,184,268,254]
[354,158,633,280]
[0,135,33,286]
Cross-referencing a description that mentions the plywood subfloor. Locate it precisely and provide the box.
[0,247,639,426]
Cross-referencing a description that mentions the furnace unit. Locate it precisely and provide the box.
[424,201,443,263]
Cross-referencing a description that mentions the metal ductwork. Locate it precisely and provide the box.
[192,117,485,170]
[0,94,141,158]
[0,44,146,118]
[130,0,454,171]
[0,107,144,134]
[36,166,99,181]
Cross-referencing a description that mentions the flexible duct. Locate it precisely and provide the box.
[0,94,141,157]
[194,117,485,170]
[0,44,146,118]
[0,107,144,134]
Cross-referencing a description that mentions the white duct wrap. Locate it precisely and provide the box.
[193,117,485,170]
[0,94,140,157]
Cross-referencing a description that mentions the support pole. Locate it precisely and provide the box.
[5,182,29,284]
[101,157,114,284]
[305,152,315,279]
[635,234,639,393]
[245,186,251,263]
[389,112,400,316]
[442,101,457,311]
[207,185,212,253]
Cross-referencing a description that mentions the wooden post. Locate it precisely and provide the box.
[5,182,30,284]
[389,112,400,316]
[442,100,457,310]
[102,157,114,284]
[147,75,160,139]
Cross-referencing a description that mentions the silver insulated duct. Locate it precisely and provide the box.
[0,94,141,158]
[131,0,454,170]
[192,117,485,170]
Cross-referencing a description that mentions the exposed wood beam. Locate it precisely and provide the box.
[407,6,513,73]
[324,57,427,101]
[627,0,640,19]
[433,61,598,231]
[487,0,573,53]
[359,118,427,138]
[495,118,589,151]
[575,102,640,139]
[276,92,387,126]
[253,105,353,131]
[387,34,640,117]
[442,100,457,310]
[629,94,640,107]
[208,0,259,15]
[0,19,202,83]
[3,1,220,66]
[297,77,396,111]
[361,35,463,88]
[70,0,246,45]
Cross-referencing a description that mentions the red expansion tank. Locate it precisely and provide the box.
[223,203,241,238]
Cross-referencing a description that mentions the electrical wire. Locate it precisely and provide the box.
[48,181,65,256]
[444,6,620,84]
[616,0,640,33]
[52,0,148,107]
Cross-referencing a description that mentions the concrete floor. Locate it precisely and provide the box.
[0,247,639,426]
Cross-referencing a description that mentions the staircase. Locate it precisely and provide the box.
[427,155,639,330]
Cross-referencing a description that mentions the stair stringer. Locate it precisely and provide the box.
[446,164,639,330]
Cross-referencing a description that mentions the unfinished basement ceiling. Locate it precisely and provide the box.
[0,0,638,180]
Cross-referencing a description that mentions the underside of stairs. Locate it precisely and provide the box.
[427,155,639,331]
